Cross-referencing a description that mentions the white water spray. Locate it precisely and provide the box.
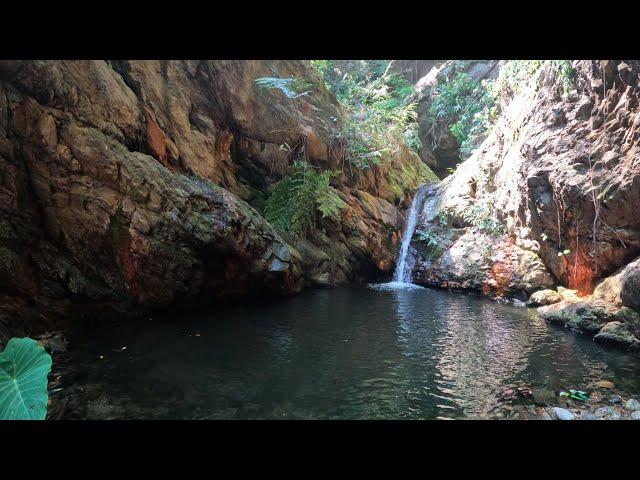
[392,185,428,283]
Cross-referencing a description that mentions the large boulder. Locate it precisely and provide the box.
[0,100,304,340]
[410,184,554,297]
[537,259,640,350]
[620,260,640,312]
[412,61,640,297]
[594,321,640,351]
[527,289,562,306]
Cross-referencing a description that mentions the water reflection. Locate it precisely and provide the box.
[68,286,640,419]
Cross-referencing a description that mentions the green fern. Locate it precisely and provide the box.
[265,161,346,237]
[418,229,440,248]
[254,77,312,99]
[263,176,295,232]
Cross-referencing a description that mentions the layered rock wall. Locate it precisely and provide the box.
[0,60,430,339]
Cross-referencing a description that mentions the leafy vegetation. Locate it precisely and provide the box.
[0,337,51,420]
[428,72,497,157]
[425,60,576,165]
[264,161,346,238]
[461,202,504,236]
[417,229,444,258]
[492,60,574,97]
[311,60,422,169]
[256,62,437,239]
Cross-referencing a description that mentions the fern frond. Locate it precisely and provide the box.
[254,77,312,99]
[263,161,345,238]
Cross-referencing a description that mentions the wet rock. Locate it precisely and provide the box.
[624,398,640,412]
[594,321,640,351]
[610,395,623,404]
[553,407,575,420]
[528,289,561,307]
[413,215,553,298]
[593,380,615,389]
[538,291,640,350]
[411,61,640,306]
[620,258,640,312]
[575,95,593,120]
[631,411,640,420]
[36,332,67,353]
[532,388,556,406]
[0,60,436,335]
[536,259,640,347]
[538,299,622,334]
[594,406,621,419]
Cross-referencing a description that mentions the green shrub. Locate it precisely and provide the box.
[418,229,439,247]
[428,72,497,158]
[264,161,346,238]
[417,229,444,258]
[427,60,575,166]
[0,337,52,420]
[460,201,504,236]
[309,61,422,169]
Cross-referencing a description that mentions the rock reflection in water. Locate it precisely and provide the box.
[66,286,640,419]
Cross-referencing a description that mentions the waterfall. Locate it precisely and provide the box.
[392,185,428,283]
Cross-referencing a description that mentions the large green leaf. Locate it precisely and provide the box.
[0,337,52,420]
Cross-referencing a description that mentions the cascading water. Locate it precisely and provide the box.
[392,185,428,283]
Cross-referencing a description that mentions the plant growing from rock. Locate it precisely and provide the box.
[310,60,422,170]
[462,202,504,236]
[426,60,576,170]
[264,160,346,238]
[428,71,498,158]
[417,229,444,258]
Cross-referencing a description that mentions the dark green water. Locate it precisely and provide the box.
[70,284,640,419]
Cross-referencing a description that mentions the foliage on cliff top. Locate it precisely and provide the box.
[425,60,575,163]
[311,60,422,169]
[428,72,498,157]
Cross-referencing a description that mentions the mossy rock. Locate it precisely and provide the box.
[594,321,640,351]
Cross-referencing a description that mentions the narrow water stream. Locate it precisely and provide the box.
[392,185,428,283]
[67,286,640,419]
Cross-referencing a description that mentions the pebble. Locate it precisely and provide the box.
[594,406,622,419]
[553,407,575,420]
[532,388,556,405]
[594,380,615,389]
[580,413,599,420]
[610,395,623,404]
[624,399,640,412]
[631,411,640,420]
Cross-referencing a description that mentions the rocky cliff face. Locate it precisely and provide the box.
[407,60,640,349]
[0,60,428,340]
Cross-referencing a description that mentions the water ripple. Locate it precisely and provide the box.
[69,285,640,419]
